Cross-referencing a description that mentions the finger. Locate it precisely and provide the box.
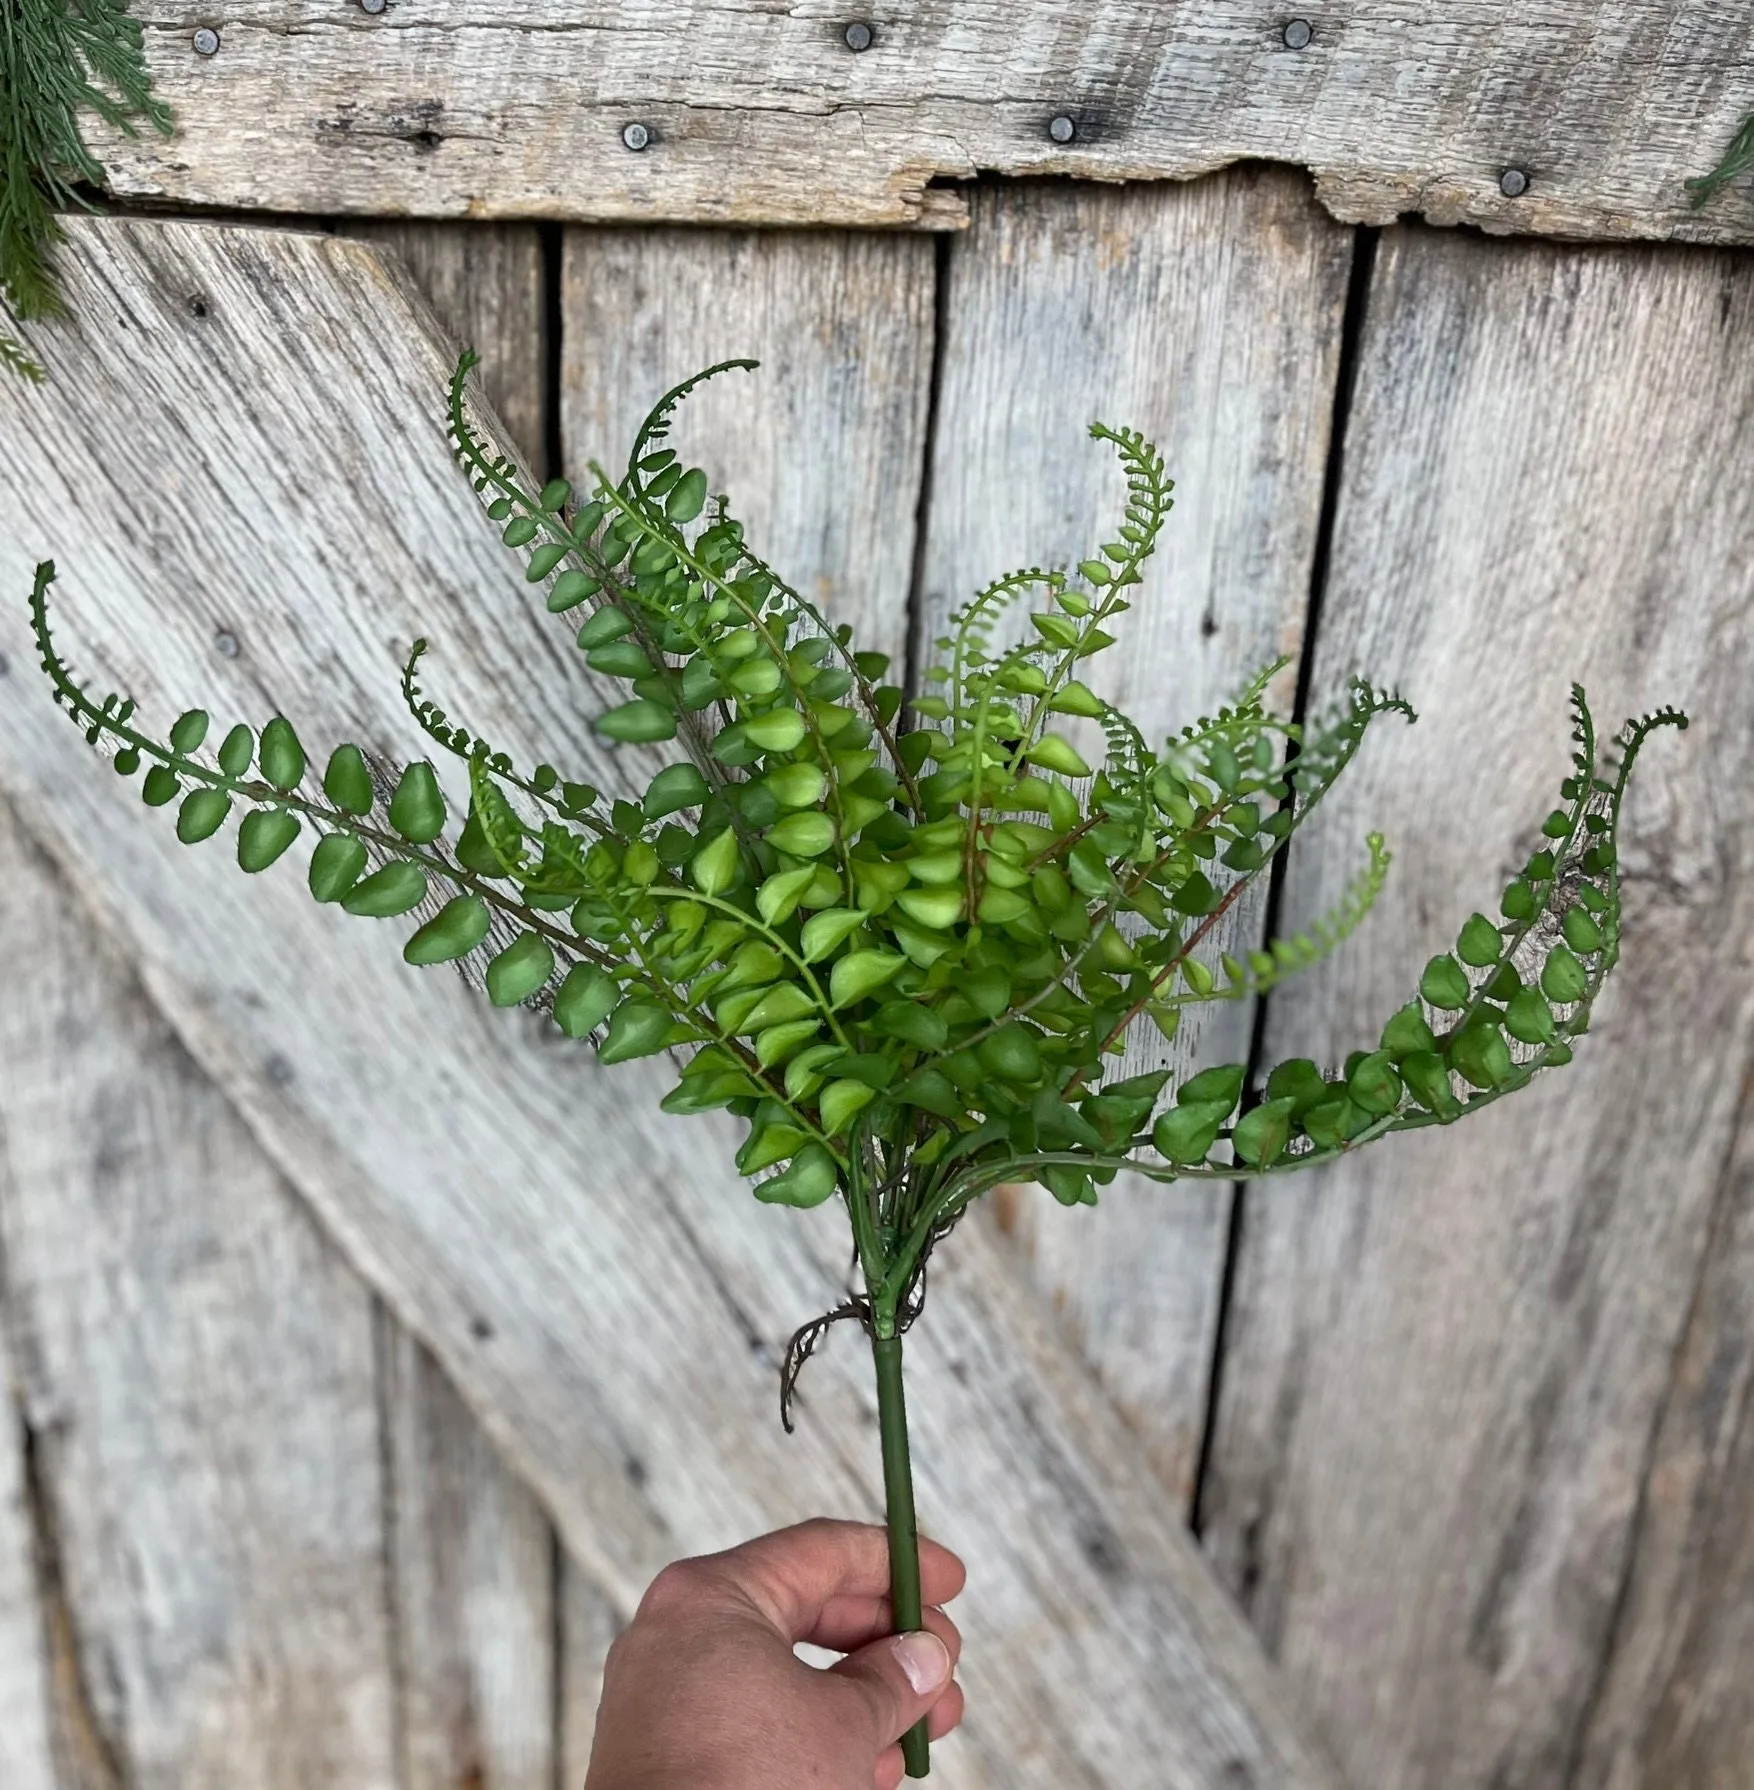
[802,1595,961,1662]
[926,1679,965,1740]
[830,1629,953,1753]
[701,1518,966,1641]
[874,1688,962,1790]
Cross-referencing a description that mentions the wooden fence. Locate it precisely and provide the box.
[2,7,1753,1788]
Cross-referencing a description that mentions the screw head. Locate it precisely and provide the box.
[1499,166,1529,197]
[1282,18,1313,49]
[622,121,652,152]
[192,25,219,54]
[843,20,874,51]
[213,629,239,659]
[1048,114,1077,144]
[361,0,387,12]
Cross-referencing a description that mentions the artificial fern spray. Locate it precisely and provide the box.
[31,356,1683,1778]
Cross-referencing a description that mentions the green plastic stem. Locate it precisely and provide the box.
[871,1330,930,1778]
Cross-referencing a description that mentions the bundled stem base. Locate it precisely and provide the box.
[872,1332,929,1778]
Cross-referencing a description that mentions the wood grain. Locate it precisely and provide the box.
[914,171,1352,1505]
[381,1320,558,1790]
[0,215,1340,1788]
[1569,1074,1754,1790]
[339,223,550,470]
[81,2,1754,244]
[561,224,935,670]
[0,1303,58,1790]
[0,797,403,1790]
[558,1559,623,1790]
[345,214,586,1790]
[1198,226,1754,1789]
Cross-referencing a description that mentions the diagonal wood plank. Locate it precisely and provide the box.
[78,3,1754,246]
[339,223,551,469]
[914,171,1353,1506]
[0,797,403,1790]
[560,223,935,671]
[1198,226,1754,1790]
[0,215,1341,1789]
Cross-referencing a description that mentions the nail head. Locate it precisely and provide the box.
[622,121,652,152]
[843,20,874,51]
[1048,114,1077,144]
[1499,166,1529,197]
[214,630,239,659]
[1282,18,1313,49]
[192,26,219,54]
[361,0,387,12]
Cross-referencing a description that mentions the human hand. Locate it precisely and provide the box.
[584,1517,967,1790]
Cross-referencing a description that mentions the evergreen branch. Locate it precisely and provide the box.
[0,0,174,326]
[1688,109,1754,207]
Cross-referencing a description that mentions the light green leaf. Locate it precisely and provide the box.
[801,908,867,963]
[830,950,905,1008]
[819,1077,876,1137]
[757,865,819,925]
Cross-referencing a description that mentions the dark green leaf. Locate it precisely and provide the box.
[1346,1050,1403,1116]
[1177,1063,1245,1113]
[1457,913,1503,967]
[217,724,254,777]
[598,700,678,744]
[309,831,368,903]
[486,932,555,1005]
[341,861,428,918]
[236,808,300,873]
[323,743,375,815]
[553,964,619,1038]
[258,717,306,791]
[1419,953,1471,1010]
[1380,1001,1437,1060]
[599,998,674,1064]
[1542,945,1589,1004]
[1233,1096,1296,1166]
[405,895,492,965]
[1154,1099,1231,1164]
[176,788,231,844]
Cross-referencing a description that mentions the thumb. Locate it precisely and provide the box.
[833,1630,952,1747]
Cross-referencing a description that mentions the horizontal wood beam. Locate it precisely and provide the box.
[88,2,1754,243]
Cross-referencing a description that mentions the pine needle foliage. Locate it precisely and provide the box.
[1689,109,1754,207]
[0,0,172,374]
[30,355,1683,1777]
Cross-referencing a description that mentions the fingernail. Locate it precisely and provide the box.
[895,1631,950,1694]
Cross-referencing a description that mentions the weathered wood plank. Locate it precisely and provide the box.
[0,796,403,1790]
[339,223,550,468]
[914,171,1352,1504]
[0,1311,59,1790]
[342,215,590,1790]
[561,224,935,669]
[79,3,1754,245]
[558,1559,623,1790]
[0,216,1341,1788]
[1198,227,1754,1790]
[1569,1080,1754,1790]
[381,1320,558,1790]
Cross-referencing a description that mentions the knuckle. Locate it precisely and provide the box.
[636,1557,711,1620]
